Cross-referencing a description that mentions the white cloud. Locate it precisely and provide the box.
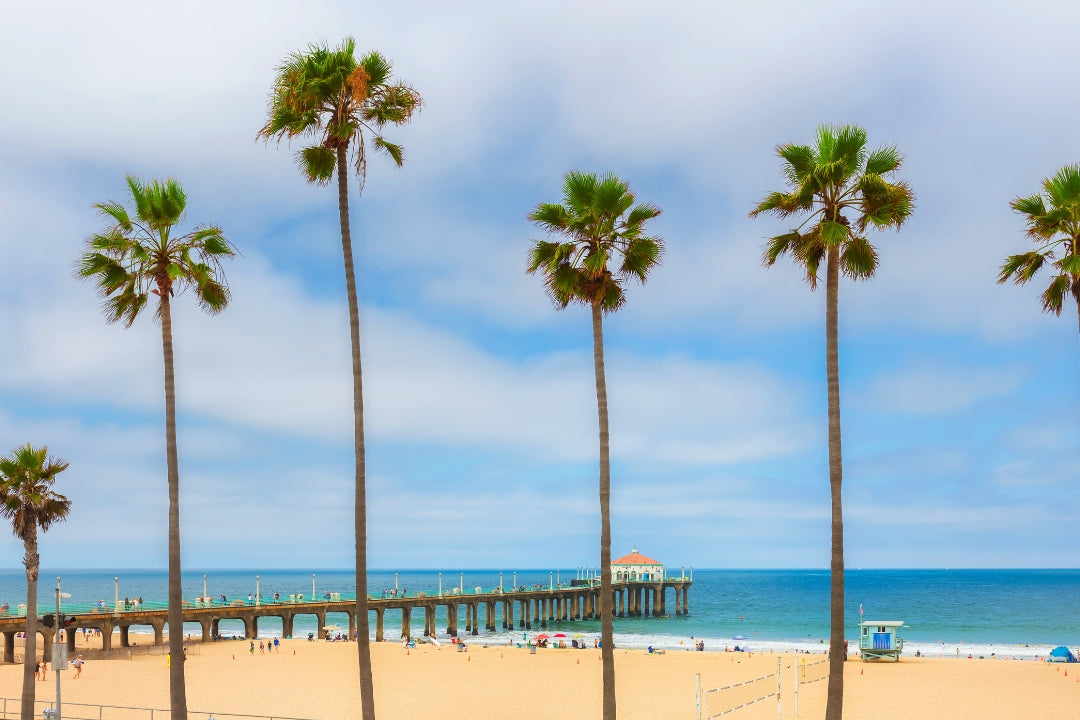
[860,363,1026,416]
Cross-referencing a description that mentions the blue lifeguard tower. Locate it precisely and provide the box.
[859,620,904,662]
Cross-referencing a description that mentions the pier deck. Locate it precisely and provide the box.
[0,578,691,662]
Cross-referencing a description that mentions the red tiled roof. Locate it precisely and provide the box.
[613,551,661,565]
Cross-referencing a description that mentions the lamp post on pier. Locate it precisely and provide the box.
[459,572,463,593]
[499,572,503,592]
[203,574,207,601]
[312,573,316,600]
[512,572,516,590]
[557,570,560,587]
[438,572,443,597]
[395,573,399,593]
[549,571,553,591]
[114,576,119,614]
[256,575,261,606]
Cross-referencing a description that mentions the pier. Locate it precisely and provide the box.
[0,577,691,662]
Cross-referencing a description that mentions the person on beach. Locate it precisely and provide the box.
[273,637,280,652]
[259,640,265,654]
[250,641,255,655]
[72,655,83,678]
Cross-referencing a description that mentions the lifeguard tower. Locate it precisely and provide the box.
[859,620,904,662]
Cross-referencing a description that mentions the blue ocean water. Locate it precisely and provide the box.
[3,568,1076,659]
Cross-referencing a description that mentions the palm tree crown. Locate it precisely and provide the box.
[750,124,914,282]
[527,171,663,308]
[77,175,234,322]
[0,444,70,546]
[999,163,1080,322]
[256,37,422,190]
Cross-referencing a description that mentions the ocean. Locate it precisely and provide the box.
[4,568,1076,660]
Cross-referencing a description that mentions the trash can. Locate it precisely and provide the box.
[529,645,536,655]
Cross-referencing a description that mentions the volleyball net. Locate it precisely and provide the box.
[696,655,833,720]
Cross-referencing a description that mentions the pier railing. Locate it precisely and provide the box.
[0,575,693,618]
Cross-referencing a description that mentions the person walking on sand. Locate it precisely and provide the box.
[273,637,280,652]
[259,640,265,654]
[72,655,84,678]
[249,640,255,655]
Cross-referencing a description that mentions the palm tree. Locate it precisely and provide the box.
[77,176,234,720]
[999,163,1080,345]
[527,171,663,720]
[257,38,421,719]
[0,444,71,720]
[750,125,913,720]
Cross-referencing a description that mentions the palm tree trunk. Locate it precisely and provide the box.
[824,247,846,720]
[336,145,375,720]
[592,302,616,720]
[159,293,188,720]
[20,535,38,720]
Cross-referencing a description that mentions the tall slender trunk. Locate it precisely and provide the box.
[824,247,846,720]
[592,303,616,720]
[337,146,375,720]
[160,293,188,720]
[20,535,38,720]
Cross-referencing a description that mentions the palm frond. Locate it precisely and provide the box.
[372,136,404,166]
[819,220,849,248]
[299,145,336,185]
[762,231,801,267]
[840,235,878,280]
[778,144,816,185]
[1041,272,1071,315]
[864,146,902,175]
[997,251,1045,285]
[620,235,663,282]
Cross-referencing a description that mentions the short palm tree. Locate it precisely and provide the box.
[750,124,913,720]
[78,176,234,720]
[257,38,421,719]
[0,443,70,720]
[527,171,663,720]
[999,163,1080,344]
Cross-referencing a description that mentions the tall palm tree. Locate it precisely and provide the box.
[0,443,71,720]
[527,171,663,720]
[78,176,234,720]
[750,125,913,720]
[257,38,421,719]
[999,163,1080,345]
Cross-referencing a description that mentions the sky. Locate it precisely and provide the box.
[0,0,1077,572]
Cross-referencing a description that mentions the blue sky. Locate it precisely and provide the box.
[0,0,1076,571]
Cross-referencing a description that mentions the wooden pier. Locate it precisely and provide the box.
[0,578,691,662]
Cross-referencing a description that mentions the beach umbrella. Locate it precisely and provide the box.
[572,633,584,638]
[323,624,341,632]
[554,633,567,638]
[733,635,747,640]
[535,633,551,640]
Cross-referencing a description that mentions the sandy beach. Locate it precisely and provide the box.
[0,634,1077,720]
